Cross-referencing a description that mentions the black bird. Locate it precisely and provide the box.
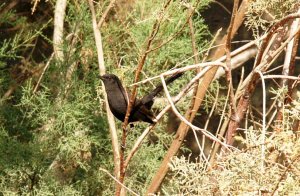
[100,72,183,123]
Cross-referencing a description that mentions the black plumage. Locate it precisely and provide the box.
[100,72,183,123]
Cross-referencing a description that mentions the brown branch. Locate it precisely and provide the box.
[255,13,300,68]
[275,8,300,130]
[271,155,300,195]
[287,30,300,104]
[290,29,300,133]
[97,0,117,28]
[88,0,120,189]
[147,0,249,193]
[224,0,239,145]
[212,0,231,15]
[225,13,300,145]
[117,1,173,195]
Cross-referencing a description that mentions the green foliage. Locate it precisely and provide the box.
[102,0,211,87]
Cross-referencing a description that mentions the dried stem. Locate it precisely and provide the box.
[224,0,239,138]
[88,0,120,188]
[275,7,300,131]
[33,53,54,93]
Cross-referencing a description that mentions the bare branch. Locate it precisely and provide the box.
[97,0,116,28]
[99,168,139,196]
[53,0,67,61]
[88,0,120,184]
[33,53,54,94]
[160,74,230,149]
[224,0,239,128]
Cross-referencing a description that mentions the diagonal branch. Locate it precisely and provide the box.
[97,0,117,28]
[224,0,239,132]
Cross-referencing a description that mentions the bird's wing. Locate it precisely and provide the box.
[116,77,130,106]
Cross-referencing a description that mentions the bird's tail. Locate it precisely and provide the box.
[140,72,184,107]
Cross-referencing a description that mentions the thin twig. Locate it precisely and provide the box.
[208,85,230,164]
[187,5,208,162]
[131,61,227,87]
[224,0,239,145]
[271,155,300,196]
[160,78,210,165]
[99,168,139,196]
[255,13,300,69]
[263,75,300,80]
[238,27,300,98]
[160,68,232,148]
[132,38,259,87]
[33,53,54,94]
[146,0,201,53]
[212,0,231,15]
[97,0,116,28]
[188,7,200,65]
[257,71,266,171]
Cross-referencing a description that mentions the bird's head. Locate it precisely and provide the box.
[99,74,121,87]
